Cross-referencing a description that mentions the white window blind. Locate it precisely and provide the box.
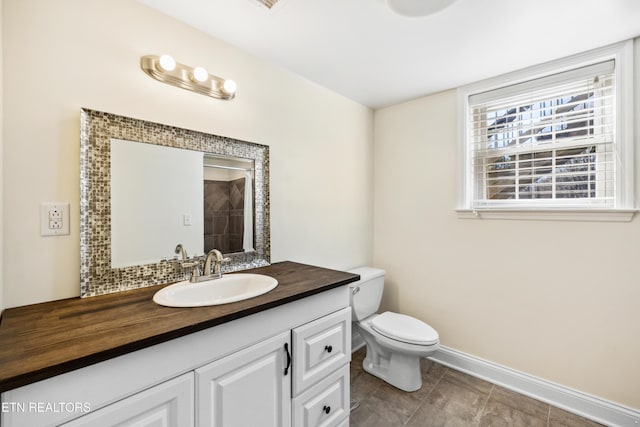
[468,60,616,209]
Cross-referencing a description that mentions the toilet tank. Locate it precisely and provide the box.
[348,267,386,321]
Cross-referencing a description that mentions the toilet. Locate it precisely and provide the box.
[348,266,439,392]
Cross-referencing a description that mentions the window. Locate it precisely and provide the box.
[457,40,635,220]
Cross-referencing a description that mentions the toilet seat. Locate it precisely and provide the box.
[371,312,439,346]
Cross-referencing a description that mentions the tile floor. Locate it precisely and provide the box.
[349,348,603,427]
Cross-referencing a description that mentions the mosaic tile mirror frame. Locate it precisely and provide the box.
[80,108,270,297]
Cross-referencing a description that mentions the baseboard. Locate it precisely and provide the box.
[428,346,640,427]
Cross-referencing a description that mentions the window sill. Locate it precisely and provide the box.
[456,208,637,222]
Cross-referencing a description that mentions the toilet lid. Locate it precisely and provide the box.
[371,312,439,346]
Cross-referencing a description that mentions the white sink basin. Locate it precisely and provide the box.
[153,273,278,307]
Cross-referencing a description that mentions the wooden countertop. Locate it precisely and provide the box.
[0,261,359,393]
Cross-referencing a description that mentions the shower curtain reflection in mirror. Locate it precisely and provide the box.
[203,155,255,255]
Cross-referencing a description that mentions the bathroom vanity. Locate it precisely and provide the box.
[0,262,358,427]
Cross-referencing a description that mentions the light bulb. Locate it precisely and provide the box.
[222,79,237,95]
[157,54,176,72]
[192,67,209,82]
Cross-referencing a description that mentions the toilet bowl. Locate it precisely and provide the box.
[349,267,440,392]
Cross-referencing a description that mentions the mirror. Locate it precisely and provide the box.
[80,109,270,297]
[110,140,256,268]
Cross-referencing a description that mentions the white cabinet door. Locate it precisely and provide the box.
[61,372,194,427]
[196,331,292,427]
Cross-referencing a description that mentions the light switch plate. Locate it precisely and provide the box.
[40,202,70,236]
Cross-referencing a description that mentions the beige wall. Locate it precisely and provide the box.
[2,0,374,307]
[373,43,640,408]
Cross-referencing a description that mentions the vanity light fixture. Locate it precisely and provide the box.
[140,54,237,100]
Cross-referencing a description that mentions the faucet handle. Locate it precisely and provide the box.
[213,257,231,278]
[181,260,199,268]
[181,260,201,282]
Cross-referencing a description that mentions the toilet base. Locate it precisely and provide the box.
[355,318,439,392]
[362,349,423,392]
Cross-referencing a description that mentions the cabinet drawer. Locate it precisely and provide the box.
[293,307,351,395]
[292,364,350,427]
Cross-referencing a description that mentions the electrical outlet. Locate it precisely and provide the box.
[41,203,70,236]
[49,208,62,220]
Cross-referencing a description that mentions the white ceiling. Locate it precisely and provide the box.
[139,0,640,109]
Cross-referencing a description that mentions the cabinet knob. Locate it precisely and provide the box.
[324,345,333,353]
[323,405,331,414]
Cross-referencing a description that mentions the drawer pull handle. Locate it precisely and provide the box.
[323,405,331,414]
[284,343,291,376]
[324,345,333,353]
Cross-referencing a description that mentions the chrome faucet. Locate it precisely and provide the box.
[203,249,225,279]
[184,249,229,283]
